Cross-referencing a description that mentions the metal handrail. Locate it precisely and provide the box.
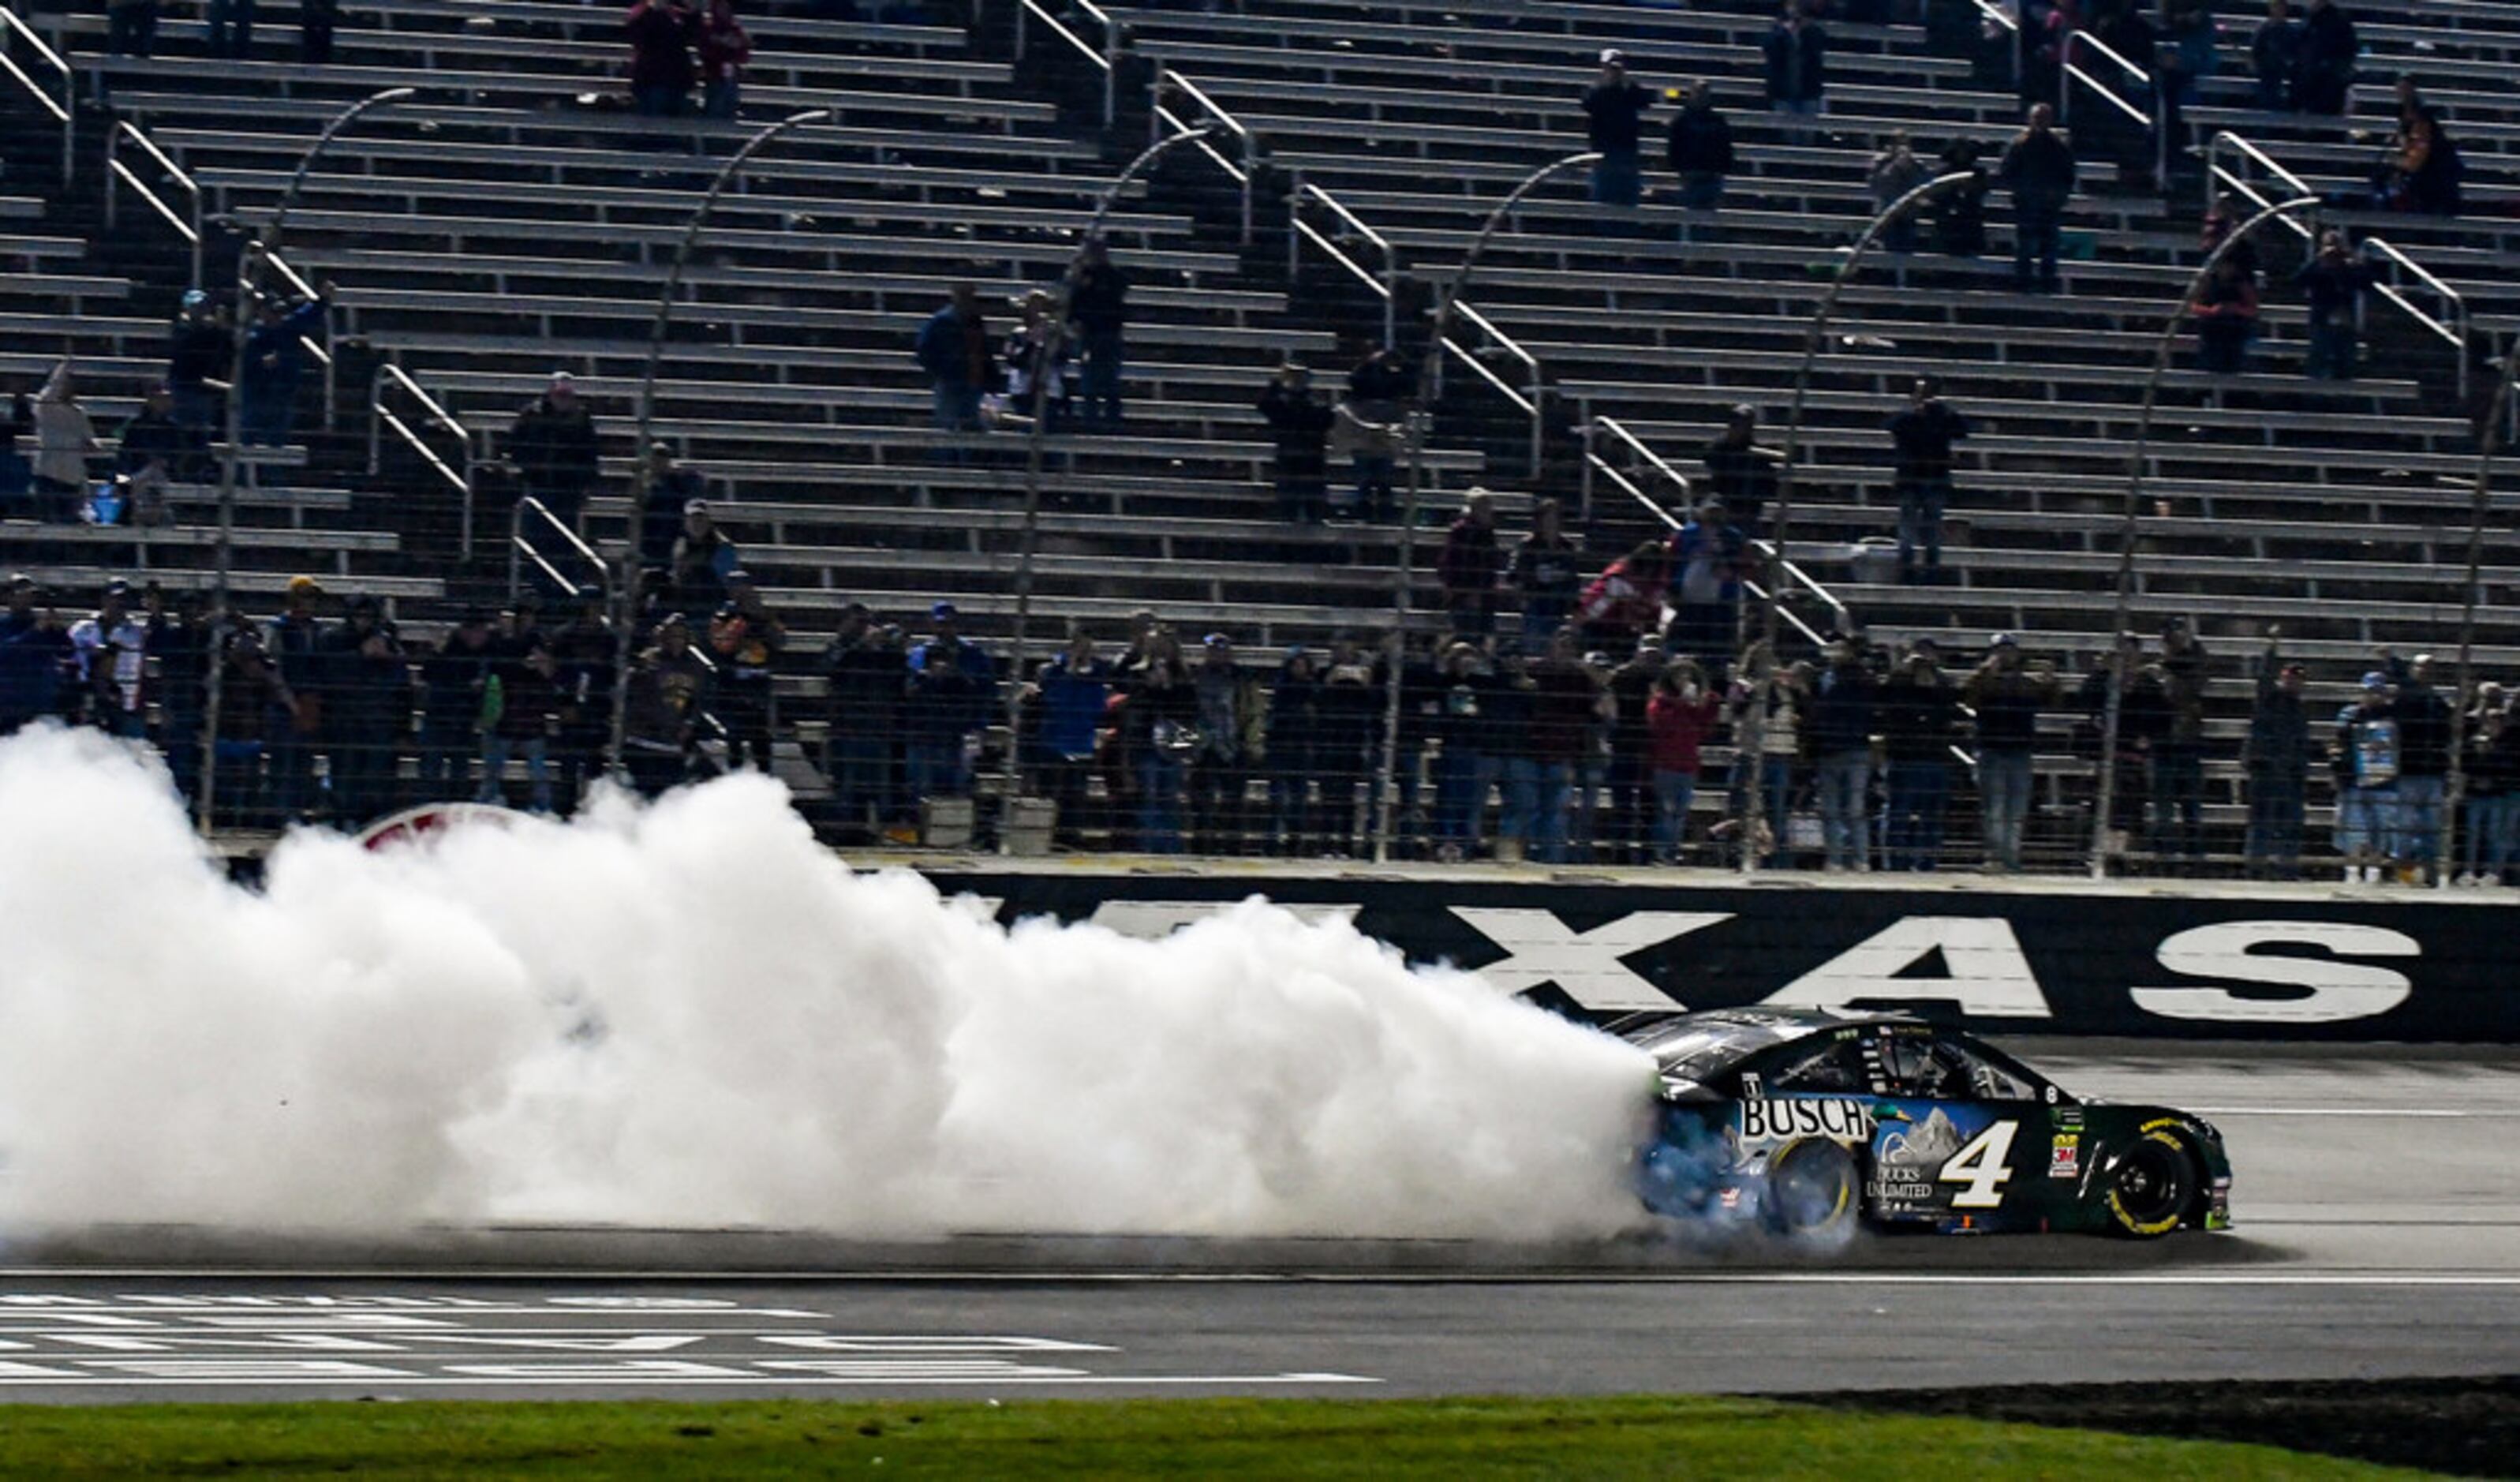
[2362,235,2472,400]
[105,121,204,289]
[1153,68,1257,245]
[2061,28,2164,181]
[2204,130,2317,242]
[508,493,607,602]
[368,361,477,556]
[0,4,73,186]
[1289,176,1398,347]
[1013,0,1118,125]
[1441,299,1546,477]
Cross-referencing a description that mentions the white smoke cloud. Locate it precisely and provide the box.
[0,726,1655,1241]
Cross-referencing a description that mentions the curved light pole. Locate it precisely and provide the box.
[1733,170,1980,875]
[196,84,415,833]
[608,107,839,780]
[1371,149,1598,863]
[1003,122,1214,808]
[2088,194,2320,880]
[2439,350,2520,886]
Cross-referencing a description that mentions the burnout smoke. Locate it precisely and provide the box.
[0,727,1654,1240]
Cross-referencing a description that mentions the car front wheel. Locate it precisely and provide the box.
[2102,1129,2196,1239]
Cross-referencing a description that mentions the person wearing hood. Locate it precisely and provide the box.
[507,371,602,531]
[29,361,97,524]
[1666,79,1735,215]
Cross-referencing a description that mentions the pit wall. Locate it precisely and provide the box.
[904,865,2517,1043]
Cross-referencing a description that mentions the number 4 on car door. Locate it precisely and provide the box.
[1941,1120,2018,1209]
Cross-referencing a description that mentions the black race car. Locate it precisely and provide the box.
[1622,1009,2232,1239]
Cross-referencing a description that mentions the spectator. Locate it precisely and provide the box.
[107,0,158,58]
[1808,635,1879,872]
[1577,541,1669,653]
[707,571,784,773]
[206,0,253,58]
[142,583,206,799]
[2387,650,2451,884]
[2241,627,2310,878]
[1427,641,1500,862]
[2332,671,2397,882]
[2297,230,2376,380]
[2192,256,2260,375]
[1511,498,1583,649]
[2200,193,2264,286]
[0,575,67,735]
[1868,131,1931,253]
[1068,238,1130,429]
[2458,691,2520,887]
[28,361,97,524]
[626,0,699,118]
[1664,499,1749,678]
[2293,0,2356,115]
[68,579,145,739]
[1886,376,1969,584]
[1265,647,1323,857]
[1314,634,1384,855]
[1644,657,1720,864]
[264,576,327,821]
[668,500,738,613]
[166,290,226,432]
[1598,641,1665,865]
[548,586,615,815]
[2164,0,2218,103]
[417,608,493,801]
[696,0,750,119]
[320,596,407,825]
[1257,361,1334,524]
[2377,106,2462,217]
[507,372,601,532]
[118,384,201,488]
[237,281,328,451]
[622,613,711,797]
[1763,0,1829,119]
[1727,639,1808,858]
[2252,0,2301,110]
[1962,632,2059,871]
[638,444,705,571]
[1700,404,1782,534]
[209,614,290,825]
[1501,628,1605,864]
[1340,345,1411,521]
[1932,137,1991,257]
[2150,616,2212,866]
[918,284,993,440]
[1329,395,1402,526]
[1879,638,1961,870]
[1004,290,1075,432]
[1998,103,2077,294]
[2080,632,2155,866]
[300,0,336,62]
[903,601,994,810]
[1028,631,1109,848]
[1116,634,1197,854]
[1666,80,1736,216]
[1187,634,1261,854]
[1438,490,1505,638]
[823,605,904,841]
[1581,49,1653,210]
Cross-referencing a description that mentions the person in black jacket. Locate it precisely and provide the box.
[2243,627,2312,878]
[2293,0,2357,115]
[1886,376,1970,584]
[1879,639,1961,870]
[2297,229,2376,380]
[1666,80,1736,213]
[1808,635,1879,872]
[824,604,906,842]
[1068,238,1129,429]
[319,597,408,826]
[1257,361,1335,523]
[1998,103,2077,293]
[2459,692,2520,885]
[2386,649,2451,883]
[166,290,227,432]
[1934,137,1991,257]
[507,372,602,532]
[1428,641,1498,862]
[1265,647,1324,856]
[1763,0,1828,120]
[1583,49,1653,210]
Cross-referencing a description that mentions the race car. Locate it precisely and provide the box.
[1622,1008,2232,1239]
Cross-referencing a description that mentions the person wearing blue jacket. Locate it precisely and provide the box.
[238,283,328,448]
[1031,633,1111,846]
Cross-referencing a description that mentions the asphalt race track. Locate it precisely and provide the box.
[0,1046,2513,1404]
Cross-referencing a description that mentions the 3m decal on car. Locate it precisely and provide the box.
[2050,1133,2081,1179]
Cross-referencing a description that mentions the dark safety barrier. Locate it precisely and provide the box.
[914,869,2518,1043]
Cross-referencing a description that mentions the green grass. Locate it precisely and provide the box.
[0,1395,2433,1479]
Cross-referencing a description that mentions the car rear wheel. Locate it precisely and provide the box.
[2103,1130,2195,1239]
[1765,1138,1857,1238]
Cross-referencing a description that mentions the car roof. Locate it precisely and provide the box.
[1608,1007,1922,1073]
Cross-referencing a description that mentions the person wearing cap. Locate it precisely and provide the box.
[2384,649,2452,884]
[1886,376,1970,585]
[1189,633,1262,854]
[2332,668,2399,883]
[317,595,408,825]
[28,361,97,525]
[2242,625,2311,878]
[166,290,228,432]
[1069,237,1131,430]
[904,601,995,812]
[918,283,994,443]
[1582,48,1654,210]
[1762,0,1830,119]
[1963,632,2060,871]
[417,608,496,800]
[1700,405,1782,536]
[507,372,602,533]
[1438,491,1505,639]
[622,612,712,798]
[707,570,786,773]
[69,579,148,739]
[669,499,740,614]
[1257,361,1335,524]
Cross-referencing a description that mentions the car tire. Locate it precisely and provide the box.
[2102,1129,2195,1239]
[1764,1137,1858,1238]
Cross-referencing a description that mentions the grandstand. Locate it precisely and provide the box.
[0,0,2513,874]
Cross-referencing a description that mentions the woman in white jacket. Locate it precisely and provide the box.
[31,360,97,522]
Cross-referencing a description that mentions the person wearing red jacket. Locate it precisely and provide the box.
[1645,660,1722,864]
[697,0,751,120]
